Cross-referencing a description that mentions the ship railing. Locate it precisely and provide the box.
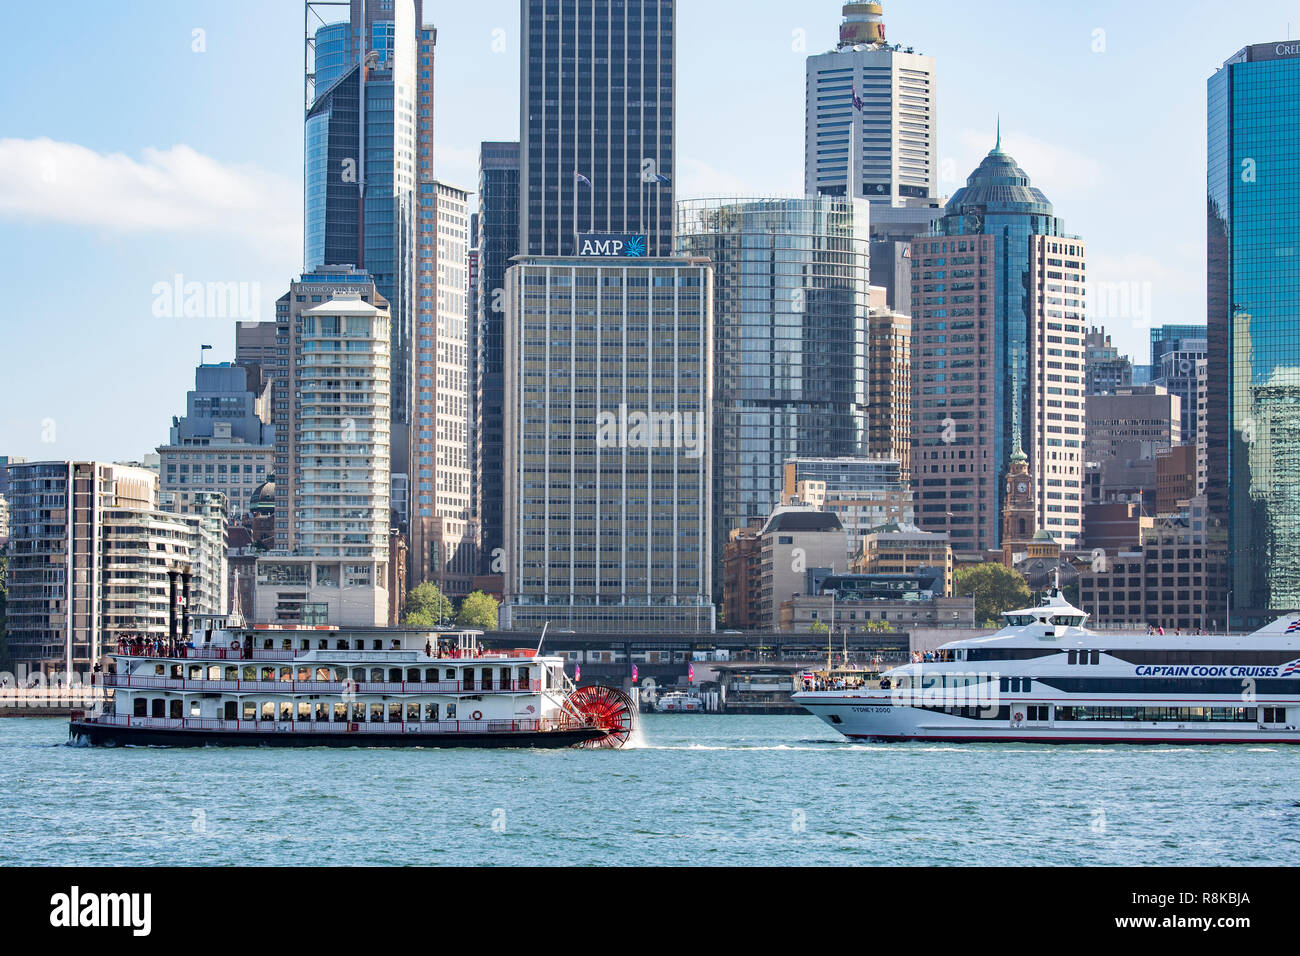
[79,713,571,735]
[112,646,541,663]
[103,675,543,695]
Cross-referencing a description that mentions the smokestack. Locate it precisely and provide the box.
[168,569,179,642]
[182,571,192,642]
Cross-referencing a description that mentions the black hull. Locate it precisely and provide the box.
[69,721,606,750]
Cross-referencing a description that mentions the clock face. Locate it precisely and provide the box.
[1016,482,1028,494]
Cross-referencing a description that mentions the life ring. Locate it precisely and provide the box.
[471,710,483,721]
[1013,711,1025,724]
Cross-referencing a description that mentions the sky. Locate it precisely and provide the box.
[1,0,1298,463]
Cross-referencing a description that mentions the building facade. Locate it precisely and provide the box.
[1085,385,1182,465]
[676,197,871,593]
[5,462,226,675]
[1084,326,1134,395]
[158,362,274,520]
[911,138,1087,551]
[475,142,521,574]
[520,0,675,257]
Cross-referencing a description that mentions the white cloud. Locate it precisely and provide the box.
[0,138,299,252]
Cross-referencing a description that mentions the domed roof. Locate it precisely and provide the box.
[943,132,1055,220]
[249,476,276,510]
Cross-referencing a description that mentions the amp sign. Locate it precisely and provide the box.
[578,233,647,258]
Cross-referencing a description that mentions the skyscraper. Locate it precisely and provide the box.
[1208,41,1300,621]
[503,0,714,632]
[268,269,392,626]
[911,136,1087,551]
[519,0,675,257]
[676,196,871,594]
[476,141,522,574]
[304,0,421,485]
[804,2,940,316]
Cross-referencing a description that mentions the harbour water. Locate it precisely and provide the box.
[1,715,1297,866]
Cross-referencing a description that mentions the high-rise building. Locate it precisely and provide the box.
[503,0,713,632]
[1154,345,1208,495]
[868,296,912,476]
[781,457,913,560]
[304,0,421,485]
[409,180,478,598]
[805,2,936,206]
[1150,324,1208,370]
[1208,42,1300,622]
[910,136,1087,551]
[501,255,713,632]
[6,462,225,675]
[476,141,521,575]
[267,271,392,626]
[676,196,871,593]
[157,362,274,521]
[519,0,675,257]
[1084,326,1134,395]
[1085,385,1183,465]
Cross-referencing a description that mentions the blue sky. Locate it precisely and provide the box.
[1,0,1297,462]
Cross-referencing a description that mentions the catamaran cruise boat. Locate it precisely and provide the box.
[794,593,1300,744]
[69,613,635,749]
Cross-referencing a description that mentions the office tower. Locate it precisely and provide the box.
[806,2,940,314]
[503,0,713,632]
[868,296,912,476]
[1085,326,1134,395]
[267,270,391,626]
[676,197,871,594]
[1150,323,1208,370]
[476,141,521,574]
[157,362,274,521]
[520,0,675,257]
[234,320,278,373]
[1154,344,1208,495]
[911,136,1087,551]
[805,2,936,205]
[501,255,713,632]
[1208,42,1300,621]
[408,180,478,598]
[304,0,420,485]
[1085,385,1182,464]
[5,462,225,675]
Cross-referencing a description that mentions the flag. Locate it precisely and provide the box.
[575,171,592,188]
[575,664,581,682]
[851,85,864,112]
[688,662,695,683]
[632,664,639,683]
[654,173,671,185]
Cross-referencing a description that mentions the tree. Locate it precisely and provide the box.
[403,582,453,628]
[456,591,500,630]
[809,621,829,634]
[955,563,1031,627]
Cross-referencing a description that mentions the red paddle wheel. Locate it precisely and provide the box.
[566,685,636,749]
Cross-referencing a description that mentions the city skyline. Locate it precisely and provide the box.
[4,0,1298,461]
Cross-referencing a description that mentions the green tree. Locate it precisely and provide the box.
[403,582,453,628]
[456,591,500,630]
[809,621,829,634]
[955,563,1032,626]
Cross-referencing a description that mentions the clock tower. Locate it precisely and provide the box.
[1001,445,1037,566]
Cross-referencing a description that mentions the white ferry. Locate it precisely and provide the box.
[794,593,1300,744]
[655,691,704,713]
[69,614,635,749]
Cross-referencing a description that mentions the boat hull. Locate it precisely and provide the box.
[69,720,607,750]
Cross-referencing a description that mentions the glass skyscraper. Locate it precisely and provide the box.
[676,197,871,596]
[304,0,420,482]
[476,141,521,573]
[1208,42,1300,620]
[520,0,675,256]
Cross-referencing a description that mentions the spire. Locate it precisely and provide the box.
[992,115,1004,155]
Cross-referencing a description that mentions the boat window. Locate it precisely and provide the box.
[1090,650,1100,666]
[280,702,292,721]
[134,698,147,717]
[518,667,531,688]
[297,702,310,721]
[223,667,237,680]
[445,669,456,681]
[464,669,475,691]
[369,704,383,722]
[261,702,274,720]
[170,664,182,679]
[481,668,494,690]
[243,702,256,721]
[316,667,331,681]
[191,701,202,718]
[407,668,421,682]
[333,703,347,722]
[151,699,165,718]
[153,664,165,676]
[279,667,292,683]
[426,702,439,722]
[1068,650,1078,666]
[351,702,365,722]
[388,703,402,723]
[314,703,328,722]
[369,667,384,682]
[446,703,457,720]
[501,667,511,687]
[225,701,238,721]
[296,667,310,681]
[242,666,255,680]
[425,668,438,682]
[388,668,402,683]
[372,640,383,651]
[407,703,420,722]
[170,700,183,719]
[188,665,202,680]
